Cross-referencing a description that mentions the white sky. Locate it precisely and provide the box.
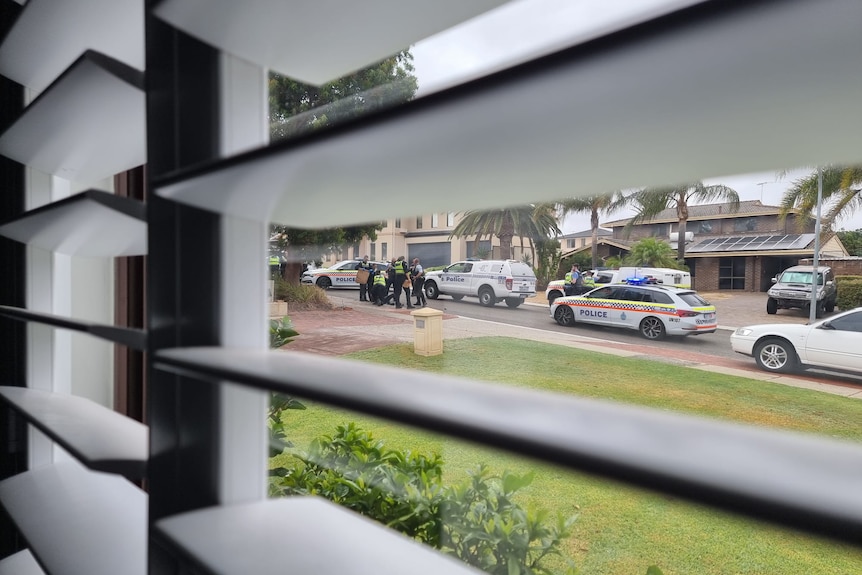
[409,0,862,234]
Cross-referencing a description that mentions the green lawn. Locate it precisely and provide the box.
[277,337,862,575]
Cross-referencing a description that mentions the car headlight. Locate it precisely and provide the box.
[734,328,753,336]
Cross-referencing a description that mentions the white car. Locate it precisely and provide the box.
[300,259,388,289]
[730,307,862,374]
[423,259,537,308]
[550,283,717,340]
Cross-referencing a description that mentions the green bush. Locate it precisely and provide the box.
[269,423,578,575]
[835,276,862,310]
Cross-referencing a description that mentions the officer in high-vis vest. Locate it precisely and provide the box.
[372,265,388,306]
[392,255,411,309]
[269,254,281,277]
[582,270,596,290]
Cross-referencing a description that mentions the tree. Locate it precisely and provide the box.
[558,191,620,270]
[621,182,739,265]
[449,204,561,262]
[837,229,862,256]
[778,165,862,231]
[269,52,418,281]
[623,237,681,268]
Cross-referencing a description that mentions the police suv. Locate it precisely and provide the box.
[301,259,389,289]
[423,259,537,308]
[550,282,717,340]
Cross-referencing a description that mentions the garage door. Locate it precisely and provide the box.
[408,242,450,268]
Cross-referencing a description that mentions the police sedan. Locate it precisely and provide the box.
[301,259,389,289]
[550,283,717,340]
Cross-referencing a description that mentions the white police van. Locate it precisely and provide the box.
[423,259,537,308]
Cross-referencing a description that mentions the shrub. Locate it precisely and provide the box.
[836,275,862,310]
[269,423,578,575]
[273,278,333,309]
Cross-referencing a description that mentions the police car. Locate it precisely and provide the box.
[423,259,537,307]
[550,282,717,340]
[300,259,389,289]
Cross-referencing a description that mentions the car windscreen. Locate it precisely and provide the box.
[678,292,710,306]
[779,271,822,285]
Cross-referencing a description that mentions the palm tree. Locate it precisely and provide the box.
[558,191,619,269]
[449,204,561,261]
[779,164,862,230]
[622,182,739,264]
[623,237,680,268]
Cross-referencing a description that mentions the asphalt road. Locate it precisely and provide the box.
[348,289,738,356]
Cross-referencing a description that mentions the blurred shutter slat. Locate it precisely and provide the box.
[154,346,862,544]
[0,462,146,575]
[155,497,482,575]
[0,387,148,479]
[0,190,146,257]
[0,51,145,184]
[0,550,45,575]
[0,306,146,350]
[154,0,862,228]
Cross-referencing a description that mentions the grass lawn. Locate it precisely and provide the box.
[275,337,862,575]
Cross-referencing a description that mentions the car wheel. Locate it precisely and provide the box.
[316,276,332,289]
[815,302,826,318]
[547,290,562,306]
[766,297,778,314]
[554,305,576,327]
[505,297,522,308]
[424,281,440,300]
[450,294,464,301]
[754,337,798,373]
[639,316,666,340]
[478,287,496,307]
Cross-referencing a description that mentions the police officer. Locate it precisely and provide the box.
[564,264,584,296]
[355,255,374,302]
[582,270,596,290]
[392,255,410,309]
[269,254,281,278]
[371,265,388,306]
[411,257,426,307]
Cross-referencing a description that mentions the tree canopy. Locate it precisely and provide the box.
[778,165,862,231]
[268,51,418,279]
[558,191,621,269]
[621,182,738,264]
[449,204,561,262]
[623,237,682,268]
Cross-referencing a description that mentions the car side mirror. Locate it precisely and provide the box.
[771,277,778,284]
[817,321,834,330]
[826,280,834,285]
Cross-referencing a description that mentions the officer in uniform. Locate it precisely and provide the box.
[582,270,596,290]
[269,254,281,278]
[564,264,584,296]
[355,255,374,302]
[371,265,388,305]
[392,255,410,309]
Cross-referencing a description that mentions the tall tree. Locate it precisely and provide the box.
[269,52,418,281]
[622,182,739,264]
[837,229,862,256]
[778,164,862,231]
[449,204,561,262]
[558,191,620,270]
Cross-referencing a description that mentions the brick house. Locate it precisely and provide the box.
[598,200,849,292]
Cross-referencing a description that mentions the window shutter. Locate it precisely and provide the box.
[1,0,861,574]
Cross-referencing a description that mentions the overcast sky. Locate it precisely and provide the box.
[408,0,862,234]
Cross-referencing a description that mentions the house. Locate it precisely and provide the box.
[598,200,849,292]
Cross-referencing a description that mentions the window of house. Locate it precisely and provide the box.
[381,242,387,260]
[447,212,455,226]
[699,221,713,233]
[370,243,376,260]
[395,218,401,228]
[352,243,359,259]
[567,239,575,248]
[734,217,756,232]
[416,215,423,229]
[431,213,439,228]
[718,257,746,290]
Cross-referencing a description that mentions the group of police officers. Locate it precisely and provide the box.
[356,255,426,309]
